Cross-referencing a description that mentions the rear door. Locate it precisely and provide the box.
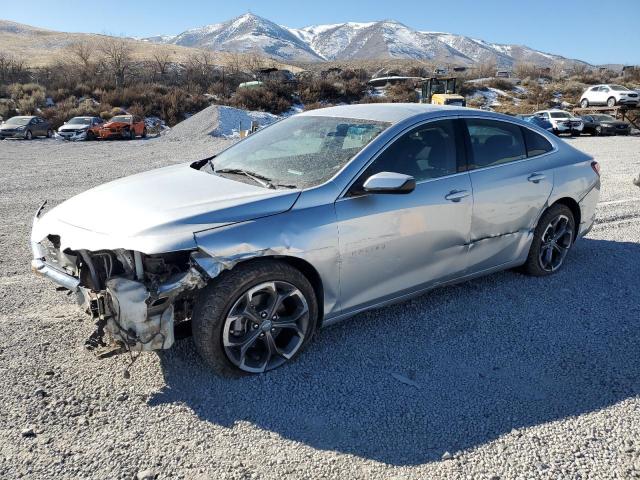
[463,117,554,273]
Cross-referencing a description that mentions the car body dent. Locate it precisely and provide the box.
[194,189,341,319]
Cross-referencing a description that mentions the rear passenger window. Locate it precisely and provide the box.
[522,127,553,157]
[465,119,526,169]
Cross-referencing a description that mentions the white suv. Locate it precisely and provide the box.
[580,84,639,108]
[534,110,584,136]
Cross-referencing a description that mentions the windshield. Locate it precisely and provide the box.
[207,116,390,189]
[110,115,132,122]
[550,112,571,119]
[610,85,629,91]
[5,117,31,126]
[593,115,616,122]
[68,117,93,124]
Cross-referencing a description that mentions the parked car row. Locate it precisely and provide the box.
[0,114,147,141]
[514,108,633,137]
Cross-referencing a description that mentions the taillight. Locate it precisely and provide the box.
[591,161,600,177]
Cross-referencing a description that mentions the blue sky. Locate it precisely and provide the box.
[2,0,638,65]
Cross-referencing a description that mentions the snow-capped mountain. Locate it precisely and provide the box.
[147,13,587,68]
[158,13,323,62]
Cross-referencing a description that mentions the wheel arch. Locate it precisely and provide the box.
[548,197,581,241]
[227,255,325,326]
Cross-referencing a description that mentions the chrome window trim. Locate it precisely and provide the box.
[336,113,559,200]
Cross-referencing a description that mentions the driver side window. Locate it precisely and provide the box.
[360,120,459,183]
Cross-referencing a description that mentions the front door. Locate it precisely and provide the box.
[335,119,472,314]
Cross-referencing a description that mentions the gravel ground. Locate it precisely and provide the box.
[0,132,639,480]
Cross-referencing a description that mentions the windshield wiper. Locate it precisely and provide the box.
[215,168,275,189]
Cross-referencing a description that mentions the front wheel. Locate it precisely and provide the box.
[607,97,616,107]
[522,204,575,276]
[580,99,589,108]
[141,127,147,138]
[46,129,53,138]
[25,130,33,140]
[595,126,602,136]
[192,260,318,376]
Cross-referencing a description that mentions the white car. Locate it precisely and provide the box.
[579,84,639,108]
[57,116,103,141]
[534,110,584,136]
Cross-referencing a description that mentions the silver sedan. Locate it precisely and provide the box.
[31,104,601,375]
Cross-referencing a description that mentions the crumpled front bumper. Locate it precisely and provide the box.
[30,208,208,353]
[57,130,88,141]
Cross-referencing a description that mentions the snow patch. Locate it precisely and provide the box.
[214,106,279,138]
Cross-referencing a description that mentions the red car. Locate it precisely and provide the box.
[98,114,146,140]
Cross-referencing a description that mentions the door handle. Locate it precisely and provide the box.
[445,190,470,202]
[528,173,546,184]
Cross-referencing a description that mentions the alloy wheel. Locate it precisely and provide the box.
[222,281,310,373]
[538,214,573,272]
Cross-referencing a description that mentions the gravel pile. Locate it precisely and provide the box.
[164,104,279,142]
[0,134,639,479]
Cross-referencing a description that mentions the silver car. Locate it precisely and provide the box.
[31,104,601,375]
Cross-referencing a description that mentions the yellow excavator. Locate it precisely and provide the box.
[420,77,466,106]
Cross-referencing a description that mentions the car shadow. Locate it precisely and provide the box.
[149,237,640,465]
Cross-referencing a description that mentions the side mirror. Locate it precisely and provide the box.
[362,171,416,195]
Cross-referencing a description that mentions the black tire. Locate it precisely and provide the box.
[607,97,616,107]
[595,126,602,136]
[192,259,319,377]
[130,129,136,140]
[86,130,95,141]
[25,130,33,140]
[141,127,147,138]
[580,98,589,108]
[522,204,575,276]
[46,128,53,138]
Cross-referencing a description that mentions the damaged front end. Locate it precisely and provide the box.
[31,212,211,356]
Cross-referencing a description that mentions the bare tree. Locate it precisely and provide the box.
[69,41,96,82]
[152,50,172,80]
[0,53,29,84]
[100,38,133,88]
[185,50,218,90]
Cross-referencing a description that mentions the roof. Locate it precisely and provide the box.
[298,103,462,124]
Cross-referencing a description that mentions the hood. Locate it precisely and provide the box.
[102,121,129,128]
[0,124,24,130]
[601,120,628,126]
[59,123,90,131]
[32,163,301,254]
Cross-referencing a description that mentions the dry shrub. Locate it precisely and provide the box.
[486,78,514,91]
[385,82,419,103]
[229,86,292,114]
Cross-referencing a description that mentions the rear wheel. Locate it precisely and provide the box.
[607,97,616,107]
[595,125,602,136]
[192,260,318,376]
[580,98,589,108]
[25,130,33,140]
[46,129,53,138]
[129,128,136,140]
[522,204,575,276]
[141,127,147,138]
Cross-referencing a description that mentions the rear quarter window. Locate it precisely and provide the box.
[521,127,553,158]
